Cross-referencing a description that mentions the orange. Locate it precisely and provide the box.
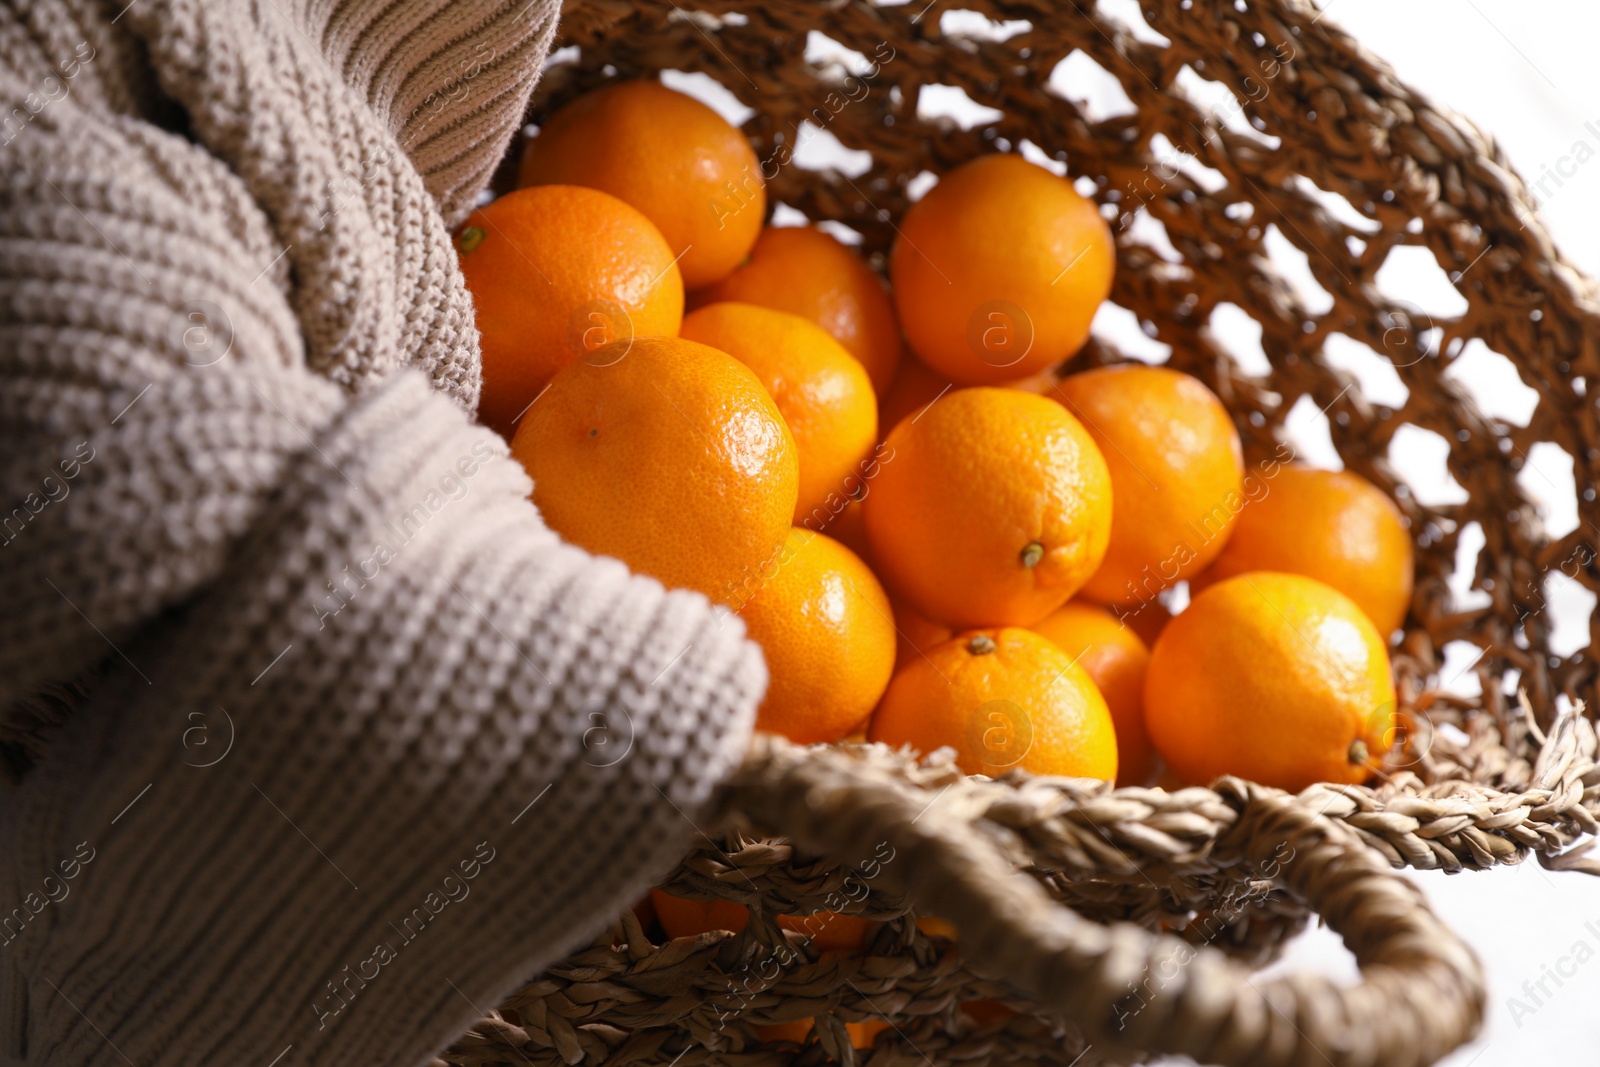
[691,225,902,394]
[1054,366,1245,606]
[806,487,873,564]
[511,337,797,606]
[1155,765,1190,791]
[1118,597,1173,649]
[863,388,1112,628]
[753,1018,890,1048]
[457,185,684,437]
[1191,465,1414,636]
[650,891,871,951]
[681,303,878,524]
[1004,363,1068,396]
[1031,601,1157,786]
[891,598,953,672]
[847,1020,891,1047]
[779,910,873,952]
[738,528,896,745]
[653,899,877,1054]
[754,1020,815,1044]
[519,79,763,289]
[868,629,1118,781]
[890,154,1114,385]
[877,353,953,437]
[962,1001,1018,1026]
[650,890,750,939]
[1144,572,1396,792]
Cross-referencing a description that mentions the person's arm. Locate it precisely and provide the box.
[0,11,763,1067]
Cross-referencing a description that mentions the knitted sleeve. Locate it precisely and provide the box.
[0,2,764,1065]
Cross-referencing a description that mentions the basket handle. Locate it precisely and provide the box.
[719,736,1485,1067]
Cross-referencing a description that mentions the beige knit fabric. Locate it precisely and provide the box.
[0,1,764,1064]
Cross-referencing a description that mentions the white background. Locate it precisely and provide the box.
[1174,2,1600,1065]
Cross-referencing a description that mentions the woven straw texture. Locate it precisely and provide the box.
[446,1,1600,1065]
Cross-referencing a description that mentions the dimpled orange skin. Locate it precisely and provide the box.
[863,388,1112,628]
[1054,366,1245,606]
[458,186,684,438]
[890,154,1114,385]
[868,628,1118,781]
[511,337,797,607]
[1144,571,1396,793]
[738,528,896,745]
[519,80,763,290]
[692,225,904,395]
[681,303,878,524]
[1191,465,1415,636]
[1031,601,1157,786]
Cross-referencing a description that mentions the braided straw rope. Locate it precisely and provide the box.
[449,0,1600,1063]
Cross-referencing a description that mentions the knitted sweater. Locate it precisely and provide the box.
[0,1,764,1064]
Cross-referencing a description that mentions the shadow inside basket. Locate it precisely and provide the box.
[449,1,1600,1064]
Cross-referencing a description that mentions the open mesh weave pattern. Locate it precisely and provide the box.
[449,1,1600,1064]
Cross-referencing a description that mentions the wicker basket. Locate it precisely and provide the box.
[447,2,1600,1065]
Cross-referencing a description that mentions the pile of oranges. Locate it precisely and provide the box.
[461,78,1418,804]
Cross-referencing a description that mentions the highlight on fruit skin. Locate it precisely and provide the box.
[1190,464,1415,637]
[1030,599,1157,786]
[511,335,797,608]
[890,153,1114,385]
[738,528,896,746]
[519,78,764,289]
[457,184,684,438]
[682,301,879,525]
[868,627,1118,782]
[1143,570,1397,793]
[1053,364,1246,607]
[691,224,903,395]
[863,387,1113,629]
